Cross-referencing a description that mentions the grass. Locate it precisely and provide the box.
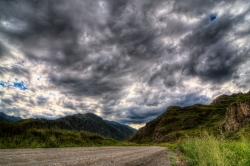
[158,142,178,151]
[128,103,229,143]
[0,129,138,149]
[179,132,250,166]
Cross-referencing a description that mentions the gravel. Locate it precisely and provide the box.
[0,146,174,166]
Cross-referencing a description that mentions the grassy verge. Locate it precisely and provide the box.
[0,129,138,149]
[158,142,178,151]
[179,133,250,166]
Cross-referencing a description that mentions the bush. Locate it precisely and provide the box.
[179,133,250,166]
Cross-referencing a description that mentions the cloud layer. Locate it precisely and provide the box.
[0,0,250,128]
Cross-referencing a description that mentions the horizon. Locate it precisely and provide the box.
[1,0,250,129]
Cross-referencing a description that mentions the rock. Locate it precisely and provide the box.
[221,100,250,132]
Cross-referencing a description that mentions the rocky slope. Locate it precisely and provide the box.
[128,92,250,143]
[221,99,250,132]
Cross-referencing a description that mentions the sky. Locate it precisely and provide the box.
[0,0,250,129]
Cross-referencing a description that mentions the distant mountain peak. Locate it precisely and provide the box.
[0,112,22,123]
[6,112,136,140]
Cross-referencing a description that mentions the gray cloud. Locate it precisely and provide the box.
[36,96,48,106]
[180,11,250,83]
[0,0,250,126]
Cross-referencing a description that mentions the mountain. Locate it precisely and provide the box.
[128,91,250,143]
[105,120,137,132]
[54,113,136,140]
[0,116,9,124]
[0,112,22,123]
[105,120,137,138]
[0,112,136,140]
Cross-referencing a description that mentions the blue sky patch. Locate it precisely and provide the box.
[210,14,217,21]
[0,81,5,88]
[13,81,28,90]
[0,81,11,88]
[1,79,28,90]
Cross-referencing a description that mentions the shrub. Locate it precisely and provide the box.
[179,133,250,166]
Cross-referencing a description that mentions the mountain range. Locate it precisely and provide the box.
[0,112,136,140]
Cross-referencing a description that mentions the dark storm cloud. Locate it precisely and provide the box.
[64,101,75,110]
[0,0,130,97]
[1,0,250,125]
[0,43,7,58]
[116,105,168,124]
[1,98,13,106]
[181,11,250,83]
[174,0,235,15]
[36,96,48,106]
[49,73,122,97]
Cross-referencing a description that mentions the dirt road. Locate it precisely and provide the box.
[0,146,175,166]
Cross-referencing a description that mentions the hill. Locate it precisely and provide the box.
[128,91,250,143]
[105,120,137,132]
[55,113,136,140]
[0,112,136,140]
[0,116,9,124]
[0,112,22,123]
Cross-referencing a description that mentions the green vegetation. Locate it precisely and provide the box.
[0,129,115,148]
[158,142,178,151]
[0,128,137,149]
[128,104,228,143]
[179,133,250,166]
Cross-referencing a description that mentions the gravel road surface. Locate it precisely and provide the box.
[0,146,175,166]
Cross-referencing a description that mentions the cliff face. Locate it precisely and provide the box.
[221,100,250,132]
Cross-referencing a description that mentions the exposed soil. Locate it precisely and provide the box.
[0,146,174,166]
